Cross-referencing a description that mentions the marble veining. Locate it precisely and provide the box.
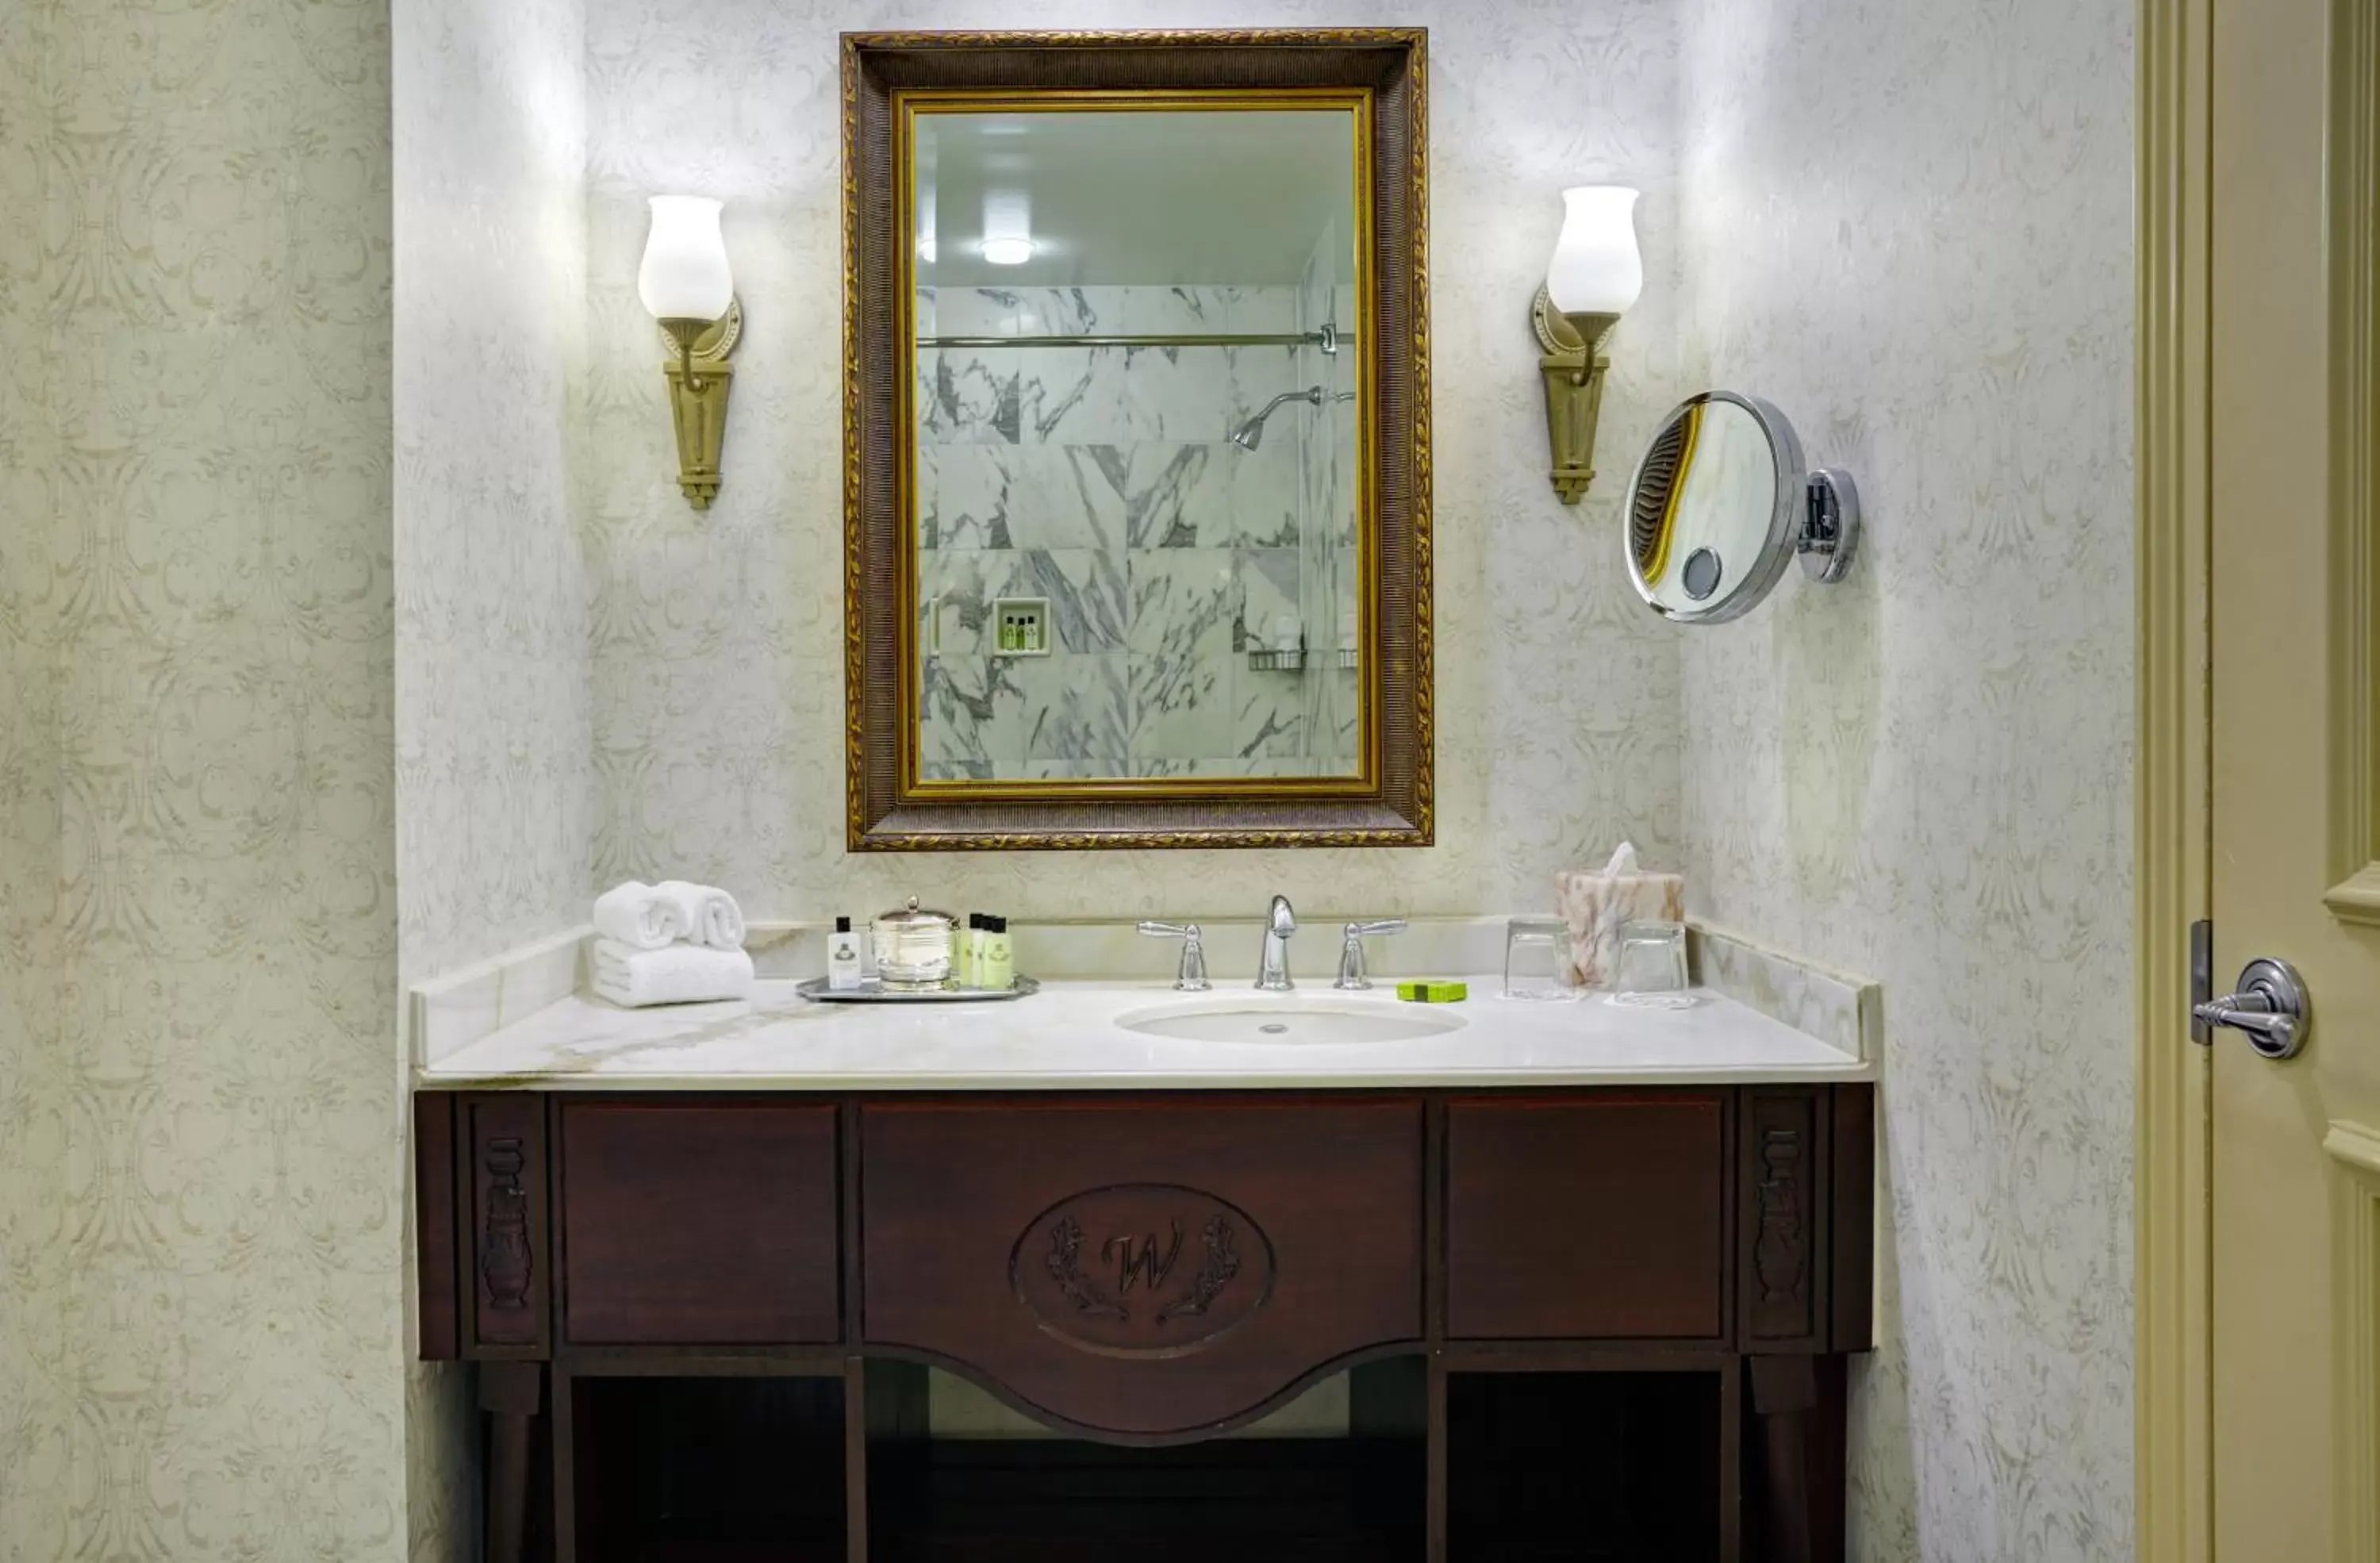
[419,978,1871,1092]
[412,917,1881,1070]
[912,282,1360,781]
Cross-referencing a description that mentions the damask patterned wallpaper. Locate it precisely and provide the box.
[0,0,2138,1555]
[580,0,1692,920]
[0,12,68,1557]
[1674,0,2136,1556]
[395,0,592,1008]
[0,0,409,1557]
[393,0,592,1553]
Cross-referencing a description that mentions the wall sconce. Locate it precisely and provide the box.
[638,195,740,511]
[1533,185,1643,505]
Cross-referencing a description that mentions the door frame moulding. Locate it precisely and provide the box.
[2322,0,2380,927]
[2323,6,2380,1554]
[2139,0,2380,1554]
[2133,0,2214,1554]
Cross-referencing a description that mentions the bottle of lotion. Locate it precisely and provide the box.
[981,916,1014,991]
[959,913,984,988]
[827,916,866,990]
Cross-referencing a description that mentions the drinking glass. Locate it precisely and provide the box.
[1609,920,1694,1008]
[1503,916,1576,1000]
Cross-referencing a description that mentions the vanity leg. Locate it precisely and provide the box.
[482,1361,545,1563]
[845,1357,869,1563]
[1424,1354,1449,1563]
[1749,1355,1845,1563]
[1719,1358,1744,1563]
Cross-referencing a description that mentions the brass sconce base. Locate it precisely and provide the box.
[658,300,742,510]
[1533,289,1619,506]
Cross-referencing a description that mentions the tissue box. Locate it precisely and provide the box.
[1555,845,1684,989]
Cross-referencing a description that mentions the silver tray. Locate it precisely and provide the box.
[796,975,1039,1004]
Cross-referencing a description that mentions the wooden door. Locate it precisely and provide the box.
[2208,0,2380,1553]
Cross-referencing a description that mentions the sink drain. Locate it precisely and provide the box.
[1259,1023,1288,1035]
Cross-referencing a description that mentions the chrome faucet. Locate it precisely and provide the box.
[1136,921,1211,992]
[1256,895,1297,991]
[1334,920,1407,989]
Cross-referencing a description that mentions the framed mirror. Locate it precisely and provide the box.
[843,30,1431,851]
[1623,391,1860,624]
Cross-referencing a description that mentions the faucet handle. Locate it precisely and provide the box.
[1137,921,1211,992]
[1335,919,1407,990]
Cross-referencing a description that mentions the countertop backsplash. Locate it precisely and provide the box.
[411,915,1878,1070]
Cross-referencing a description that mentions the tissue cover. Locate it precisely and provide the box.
[1554,843,1685,989]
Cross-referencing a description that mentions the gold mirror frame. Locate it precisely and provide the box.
[842,29,1433,851]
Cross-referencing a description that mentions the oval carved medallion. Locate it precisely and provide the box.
[1009,1184,1277,1359]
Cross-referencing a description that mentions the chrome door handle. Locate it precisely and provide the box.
[2193,957,2311,1059]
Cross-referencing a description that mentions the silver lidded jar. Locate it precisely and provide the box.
[870,896,958,990]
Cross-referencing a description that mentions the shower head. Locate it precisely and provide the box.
[1229,386,1327,452]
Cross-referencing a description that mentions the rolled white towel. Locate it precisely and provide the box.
[655,879,746,950]
[589,938,754,1008]
[593,881,689,951]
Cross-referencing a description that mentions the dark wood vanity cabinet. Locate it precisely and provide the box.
[560,1102,840,1346]
[418,1085,1873,1563]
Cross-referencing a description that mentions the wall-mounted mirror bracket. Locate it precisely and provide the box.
[1798,468,1860,583]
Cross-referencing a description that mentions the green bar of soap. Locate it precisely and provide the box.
[1395,979,1468,1003]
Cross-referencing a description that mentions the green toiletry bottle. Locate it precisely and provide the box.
[982,916,1014,991]
[960,913,984,988]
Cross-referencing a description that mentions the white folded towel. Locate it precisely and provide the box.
[590,938,754,1008]
[592,881,689,951]
[655,879,746,950]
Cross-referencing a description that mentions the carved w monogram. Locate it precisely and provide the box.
[1104,1221,1184,1293]
[1022,1186,1273,1353]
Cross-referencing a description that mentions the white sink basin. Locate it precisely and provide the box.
[1117,998,1469,1046]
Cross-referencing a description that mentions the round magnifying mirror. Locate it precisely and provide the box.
[1622,391,1859,624]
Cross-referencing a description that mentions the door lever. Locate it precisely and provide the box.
[2191,957,2311,1060]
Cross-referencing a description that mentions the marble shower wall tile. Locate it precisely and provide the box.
[1130,547,1241,665]
[1013,654,1134,767]
[1676,0,2136,1553]
[919,346,1022,445]
[1130,653,1234,768]
[920,547,1130,658]
[912,286,1331,775]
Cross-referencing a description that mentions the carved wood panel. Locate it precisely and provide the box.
[1738,1089,1829,1350]
[464,1093,550,1355]
[861,1099,1422,1436]
[1012,1183,1277,1358]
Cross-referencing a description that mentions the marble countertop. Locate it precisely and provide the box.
[416,977,1874,1091]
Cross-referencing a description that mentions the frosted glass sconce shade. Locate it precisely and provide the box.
[1545,186,1643,316]
[1533,185,1642,505]
[639,196,734,322]
[638,195,740,511]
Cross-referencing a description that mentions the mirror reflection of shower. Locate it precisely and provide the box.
[1230,386,1358,451]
